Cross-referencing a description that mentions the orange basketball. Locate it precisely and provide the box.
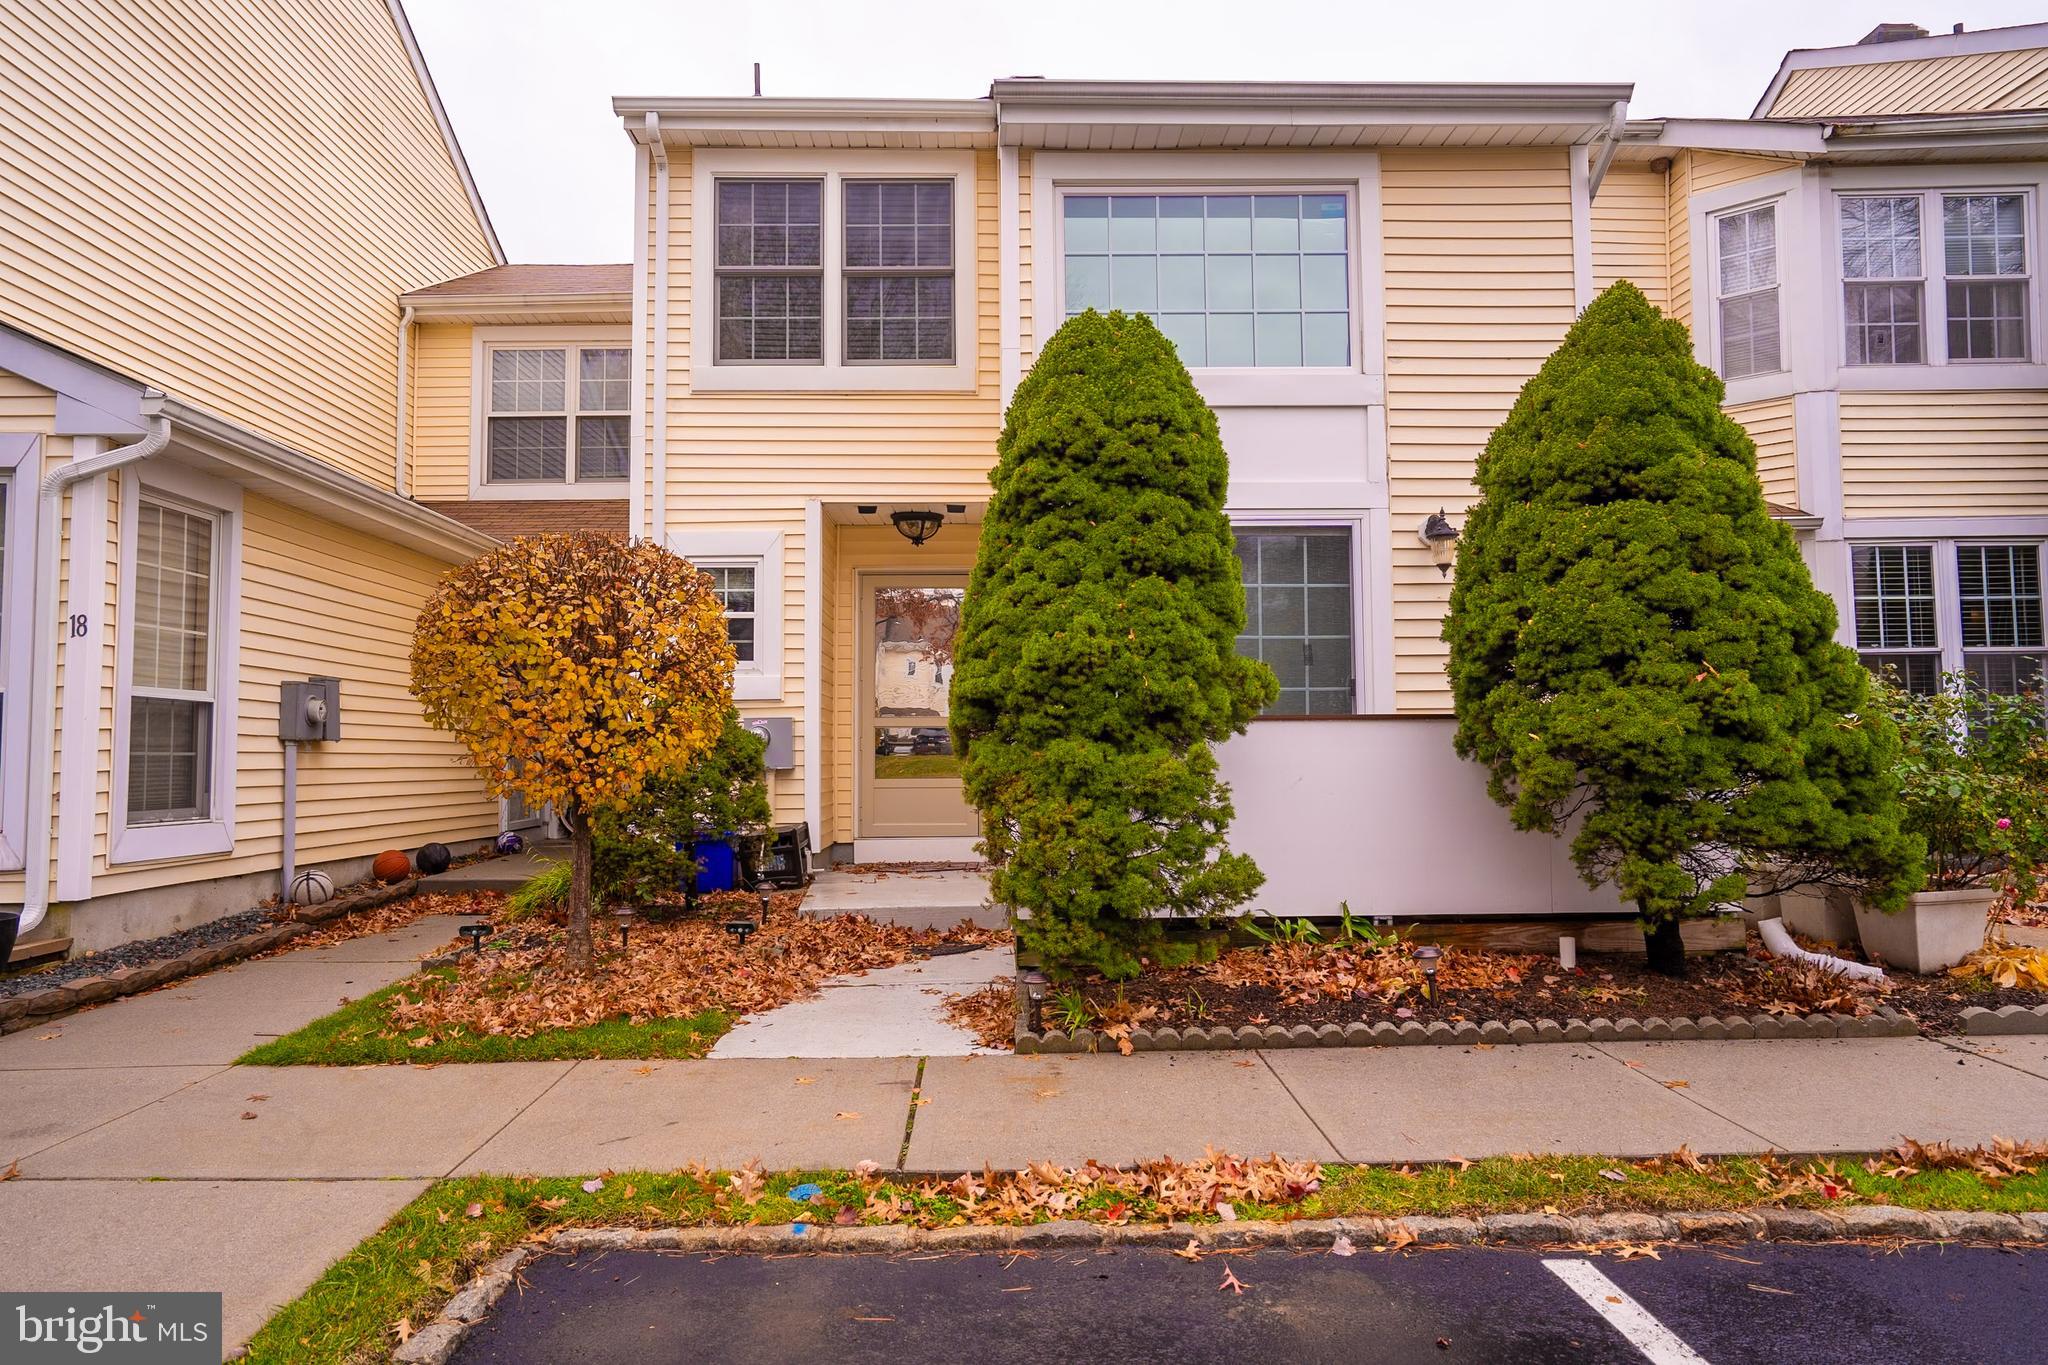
[372,850,412,882]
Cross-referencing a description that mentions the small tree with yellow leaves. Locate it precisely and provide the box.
[411,532,735,972]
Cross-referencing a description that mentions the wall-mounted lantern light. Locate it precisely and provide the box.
[1417,509,1459,576]
[891,508,945,546]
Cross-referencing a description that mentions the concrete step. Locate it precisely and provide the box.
[805,868,1003,930]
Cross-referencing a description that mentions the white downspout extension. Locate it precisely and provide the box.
[1755,913,1885,984]
[18,404,170,936]
[646,113,670,543]
[394,304,416,495]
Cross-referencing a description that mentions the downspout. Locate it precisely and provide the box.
[1586,99,1628,197]
[394,304,416,495]
[646,113,670,543]
[18,401,170,936]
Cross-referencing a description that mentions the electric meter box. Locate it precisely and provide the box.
[280,676,342,742]
[743,716,795,770]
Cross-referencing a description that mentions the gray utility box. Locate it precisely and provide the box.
[279,676,342,743]
[743,715,795,770]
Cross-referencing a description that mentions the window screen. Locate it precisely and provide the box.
[129,501,214,823]
[1233,527,1354,715]
[715,180,824,362]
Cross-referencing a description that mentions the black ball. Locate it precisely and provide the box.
[416,842,453,875]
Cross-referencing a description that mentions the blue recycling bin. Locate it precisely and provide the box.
[688,838,738,893]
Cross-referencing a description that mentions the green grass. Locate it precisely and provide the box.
[874,753,961,779]
[247,1154,2048,1364]
[236,969,729,1065]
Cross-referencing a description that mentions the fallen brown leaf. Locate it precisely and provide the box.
[1219,1266,1248,1295]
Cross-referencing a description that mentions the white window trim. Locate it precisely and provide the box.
[1824,164,2048,392]
[1845,532,2047,681]
[668,529,784,701]
[1031,150,1386,410]
[1691,167,1808,405]
[0,435,41,871]
[467,325,631,500]
[689,149,980,394]
[1709,200,1786,383]
[1226,511,1376,716]
[110,463,241,865]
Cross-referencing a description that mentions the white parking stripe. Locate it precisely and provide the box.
[1543,1258,1712,1365]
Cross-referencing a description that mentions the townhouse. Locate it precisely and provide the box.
[0,0,504,956]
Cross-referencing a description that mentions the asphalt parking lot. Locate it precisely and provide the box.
[450,1240,2044,1364]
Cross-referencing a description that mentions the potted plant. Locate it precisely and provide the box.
[1858,675,2048,972]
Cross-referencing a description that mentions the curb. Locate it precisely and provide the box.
[1959,1003,2048,1036]
[1015,1007,1921,1053]
[0,881,417,1036]
[387,1205,2048,1362]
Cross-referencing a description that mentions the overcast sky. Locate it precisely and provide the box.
[405,1,2046,263]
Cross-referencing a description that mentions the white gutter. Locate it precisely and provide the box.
[18,402,170,935]
[1586,100,1629,196]
[645,112,671,543]
[394,304,415,495]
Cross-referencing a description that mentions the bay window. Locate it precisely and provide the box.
[1834,187,2036,368]
[1840,196,1924,366]
[1943,194,2030,361]
[1713,204,1781,379]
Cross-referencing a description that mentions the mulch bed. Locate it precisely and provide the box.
[1050,932,2048,1041]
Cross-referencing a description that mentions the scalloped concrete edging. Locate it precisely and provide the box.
[386,1206,2048,1364]
[1014,1006,1920,1054]
[1960,1003,2048,1036]
[0,880,417,1036]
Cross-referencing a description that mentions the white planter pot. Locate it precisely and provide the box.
[1852,887,1996,974]
[1777,886,1859,947]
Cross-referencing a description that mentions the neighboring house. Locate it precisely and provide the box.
[0,0,505,954]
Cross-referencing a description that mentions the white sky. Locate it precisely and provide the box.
[404,0,2047,263]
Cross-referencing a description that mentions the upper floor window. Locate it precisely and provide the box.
[1944,194,2029,361]
[844,181,954,363]
[1713,204,1781,378]
[1840,196,1924,365]
[485,345,629,484]
[1063,193,1351,368]
[715,179,824,363]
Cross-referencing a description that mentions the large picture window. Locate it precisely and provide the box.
[1713,204,1781,379]
[1232,526,1355,715]
[128,500,216,824]
[1064,193,1351,368]
[715,179,824,363]
[485,345,630,484]
[1840,196,1924,366]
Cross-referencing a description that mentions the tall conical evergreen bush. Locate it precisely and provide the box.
[1442,282,1922,975]
[951,310,1277,978]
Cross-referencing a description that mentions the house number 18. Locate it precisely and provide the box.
[67,613,88,638]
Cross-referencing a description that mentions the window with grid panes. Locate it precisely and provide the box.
[706,565,757,664]
[485,346,628,484]
[715,180,823,362]
[1851,544,1940,694]
[1232,528,1354,714]
[844,180,953,363]
[1943,194,2030,361]
[1714,205,1781,378]
[1958,544,2045,696]
[1064,194,1350,368]
[1840,196,1924,365]
[128,501,216,822]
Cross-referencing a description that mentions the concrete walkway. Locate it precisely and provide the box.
[806,866,1000,929]
[7,913,2048,1357]
[710,945,1012,1058]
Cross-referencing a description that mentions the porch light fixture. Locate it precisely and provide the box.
[458,922,493,955]
[891,508,945,547]
[1412,944,1443,1002]
[1417,509,1459,576]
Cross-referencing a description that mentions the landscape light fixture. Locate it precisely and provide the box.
[1416,509,1459,576]
[891,508,945,546]
[458,922,493,955]
[1412,944,1443,1002]
[758,887,774,923]
[612,905,636,951]
[724,919,758,948]
[1019,968,1050,1031]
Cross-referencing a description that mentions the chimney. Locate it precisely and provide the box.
[1858,22,1931,44]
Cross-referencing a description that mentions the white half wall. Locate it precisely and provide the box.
[1216,717,1631,918]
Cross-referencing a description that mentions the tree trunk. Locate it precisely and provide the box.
[566,812,594,974]
[1642,910,1686,979]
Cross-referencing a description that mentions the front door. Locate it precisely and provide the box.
[856,575,978,840]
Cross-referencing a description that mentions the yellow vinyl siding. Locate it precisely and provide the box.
[1667,152,1694,333]
[1726,396,1797,507]
[408,322,473,500]
[1382,149,1578,713]
[1840,389,2048,518]
[91,495,494,893]
[0,372,57,432]
[663,147,1003,837]
[1591,165,1669,309]
[1687,151,1802,196]
[1769,47,2048,118]
[0,0,494,489]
